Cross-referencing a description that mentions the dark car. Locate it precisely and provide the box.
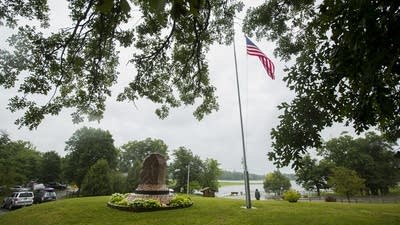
[34,188,56,203]
[45,182,67,190]
[2,191,34,209]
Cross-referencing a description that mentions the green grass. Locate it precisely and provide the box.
[0,196,399,225]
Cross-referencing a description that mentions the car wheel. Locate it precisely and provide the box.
[7,203,12,210]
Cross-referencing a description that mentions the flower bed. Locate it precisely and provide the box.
[107,193,193,212]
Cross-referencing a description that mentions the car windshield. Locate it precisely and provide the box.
[44,192,56,197]
[19,192,33,197]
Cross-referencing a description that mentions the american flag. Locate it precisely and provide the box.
[246,36,275,80]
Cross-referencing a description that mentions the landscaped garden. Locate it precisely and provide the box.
[0,196,399,225]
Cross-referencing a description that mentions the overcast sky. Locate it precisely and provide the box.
[0,1,355,175]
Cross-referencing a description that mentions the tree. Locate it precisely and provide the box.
[40,151,61,183]
[295,155,332,196]
[200,158,222,191]
[263,170,291,196]
[110,171,128,194]
[80,159,112,196]
[243,1,400,168]
[169,147,203,193]
[0,0,243,129]
[319,132,399,195]
[118,138,168,173]
[64,127,117,188]
[125,159,141,192]
[328,167,365,202]
[0,137,42,186]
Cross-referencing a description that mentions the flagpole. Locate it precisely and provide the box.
[233,35,252,209]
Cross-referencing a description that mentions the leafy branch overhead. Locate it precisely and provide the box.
[244,0,400,168]
[0,0,243,129]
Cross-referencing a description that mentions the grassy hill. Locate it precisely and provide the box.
[0,196,399,225]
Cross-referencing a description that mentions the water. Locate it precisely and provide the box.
[217,180,304,199]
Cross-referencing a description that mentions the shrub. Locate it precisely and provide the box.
[130,199,162,209]
[80,159,112,196]
[169,195,193,208]
[109,193,125,204]
[283,189,301,203]
[325,195,337,202]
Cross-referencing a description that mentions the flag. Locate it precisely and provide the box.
[246,36,275,80]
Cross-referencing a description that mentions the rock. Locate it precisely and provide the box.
[131,153,173,204]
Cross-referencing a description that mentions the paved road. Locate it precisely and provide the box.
[0,208,9,216]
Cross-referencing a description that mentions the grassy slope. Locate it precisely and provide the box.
[0,196,399,225]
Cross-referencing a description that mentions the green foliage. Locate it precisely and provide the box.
[0,0,243,129]
[118,138,168,173]
[130,199,162,209]
[64,127,117,188]
[110,172,128,193]
[200,158,222,191]
[169,147,221,193]
[126,159,141,191]
[80,159,113,196]
[263,170,291,195]
[320,132,399,195]
[328,167,365,202]
[295,155,332,196]
[169,195,193,208]
[0,136,42,186]
[109,193,127,204]
[244,0,400,169]
[283,189,301,203]
[0,0,49,28]
[40,151,61,183]
[109,194,192,210]
[169,147,203,193]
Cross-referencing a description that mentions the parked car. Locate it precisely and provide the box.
[2,191,34,209]
[45,182,67,190]
[34,188,56,203]
[32,183,45,191]
[10,185,30,192]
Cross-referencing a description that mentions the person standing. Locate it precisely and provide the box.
[255,189,261,200]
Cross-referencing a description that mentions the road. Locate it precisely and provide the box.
[0,208,9,216]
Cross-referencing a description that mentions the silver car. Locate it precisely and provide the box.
[2,191,34,209]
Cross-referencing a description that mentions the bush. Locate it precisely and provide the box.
[109,193,124,204]
[130,199,161,209]
[325,195,337,202]
[80,159,112,196]
[283,189,301,203]
[169,195,193,208]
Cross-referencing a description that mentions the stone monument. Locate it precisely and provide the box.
[126,153,173,204]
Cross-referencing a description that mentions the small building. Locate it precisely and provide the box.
[200,187,216,197]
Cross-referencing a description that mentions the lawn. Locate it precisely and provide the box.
[0,196,399,225]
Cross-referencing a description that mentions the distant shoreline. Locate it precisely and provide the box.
[219,180,263,187]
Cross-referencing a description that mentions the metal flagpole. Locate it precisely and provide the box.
[233,35,252,209]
